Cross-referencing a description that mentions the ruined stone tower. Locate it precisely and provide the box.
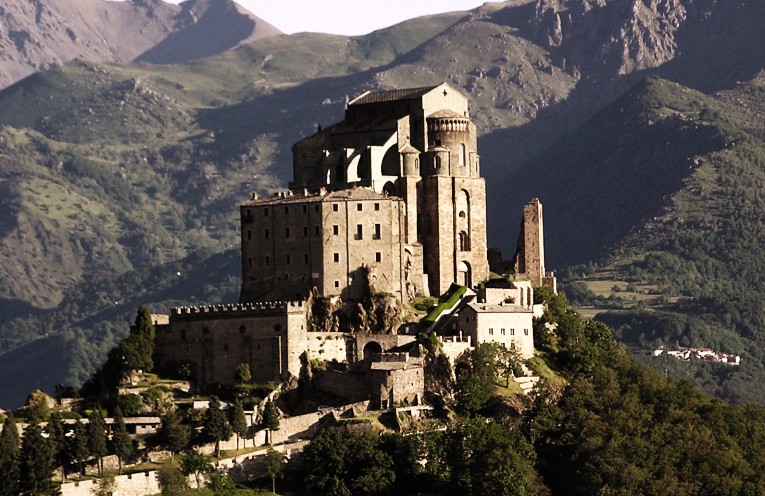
[513,198,546,287]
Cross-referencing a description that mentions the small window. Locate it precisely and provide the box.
[315,205,320,212]
[247,257,253,268]
[274,324,282,332]
[304,254,309,264]
[239,326,246,334]
[302,205,308,213]
[375,252,381,263]
[334,253,340,263]
[202,327,210,335]
[501,328,505,335]
[265,256,270,266]
[247,230,252,240]
[286,255,291,265]
[264,228,270,240]
[285,227,290,238]
[333,225,339,235]
[489,328,494,335]
[284,206,289,214]
[357,203,363,211]
[333,204,339,212]
[524,329,529,336]
[373,224,381,239]
[264,207,269,216]
[374,202,380,211]
[314,225,320,235]
[511,329,515,336]
[334,280,340,288]
[303,226,309,237]
[355,224,363,240]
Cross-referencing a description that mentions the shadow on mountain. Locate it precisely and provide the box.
[137,0,260,64]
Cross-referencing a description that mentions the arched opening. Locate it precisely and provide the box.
[459,143,466,166]
[457,261,472,287]
[381,145,401,176]
[459,231,470,251]
[382,181,396,196]
[363,341,383,361]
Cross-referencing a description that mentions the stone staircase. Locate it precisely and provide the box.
[513,364,540,394]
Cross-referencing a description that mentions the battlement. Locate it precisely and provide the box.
[170,301,306,320]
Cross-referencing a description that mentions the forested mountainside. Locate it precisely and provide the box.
[2,0,765,406]
[0,0,281,89]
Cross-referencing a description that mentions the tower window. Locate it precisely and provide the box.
[264,228,270,239]
[334,253,340,263]
[373,224,381,240]
[265,256,270,266]
[315,225,320,235]
[459,231,470,251]
[333,204,339,212]
[264,208,269,216]
[285,228,290,238]
[374,203,380,211]
[286,255,291,265]
[284,206,289,214]
[247,230,252,240]
[489,328,494,335]
[334,280,340,288]
[357,203,363,211]
[315,204,320,212]
[355,224,363,240]
[303,226,309,237]
[303,205,308,213]
[333,225,339,235]
[247,257,253,268]
[375,252,382,263]
[304,254,309,264]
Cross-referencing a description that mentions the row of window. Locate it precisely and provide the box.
[247,251,383,267]
[247,223,383,241]
[257,202,382,217]
[488,328,529,336]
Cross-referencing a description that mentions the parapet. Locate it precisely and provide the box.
[170,301,306,321]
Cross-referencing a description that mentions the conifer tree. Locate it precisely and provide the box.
[72,420,90,479]
[19,422,58,495]
[262,400,280,445]
[0,414,20,496]
[203,396,232,458]
[157,410,190,459]
[46,412,69,482]
[228,400,248,450]
[120,306,155,373]
[87,411,108,477]
[112,408,134,475]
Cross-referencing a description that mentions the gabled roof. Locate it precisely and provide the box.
[349,85,440,106]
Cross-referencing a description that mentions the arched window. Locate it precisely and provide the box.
[459,231,470,251]
[459,143,466,166]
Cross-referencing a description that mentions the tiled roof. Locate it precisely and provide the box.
[349,85,439,106]
[466,303,533,314]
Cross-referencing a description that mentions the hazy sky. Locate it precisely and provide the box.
[166,0,490,36]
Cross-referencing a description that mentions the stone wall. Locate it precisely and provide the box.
[61,472,161,496]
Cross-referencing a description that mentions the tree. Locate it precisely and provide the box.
[203,396,232,458]
[180,450,212,489]
[157,410,190,459]
[94,472,116,496]
[228,400,248,450]
[88,410,108,477]
[234,363,251,386]
[265,447,283,494]
[112,408,134,475]
[262,399,280,445]
[158,463,188,496]
[46,413,69,482]
[25,389,52,422]
[71,420,90,479]
[0,414,20,496]
[120,306,155,373]
[496,345,525,387]
[19,421,59,496]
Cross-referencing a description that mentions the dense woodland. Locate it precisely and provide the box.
[4,293,765,495]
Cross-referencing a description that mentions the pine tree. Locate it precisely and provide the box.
[265,447,283,494]
[228,400,248,450]
[262,400,280,445]
[46,412,69,482]
[0,414,20,496]
[19,422,58,495]
[120,306,156,373]
[157,410,190,459]
[88,410,108,477]
[71,420,90,479]
[203,396,232,458]
[112,408,134,475]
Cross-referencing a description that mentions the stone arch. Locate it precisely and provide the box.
[381,145,400,176]
[459,230,470,251]
[457,261,472,287]
[363,341,382,361]
[382,181,396,196]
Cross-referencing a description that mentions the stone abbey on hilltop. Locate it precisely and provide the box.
[154,83,554,404]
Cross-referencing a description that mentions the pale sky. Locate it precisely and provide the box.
[167,0,490,36]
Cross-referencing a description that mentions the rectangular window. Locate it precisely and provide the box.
[302,205,308,213]
[489,328,494,335]
[285,227,290,238]
[315,205,320,212]
[375,252,382,263]
[284,206,289,214]
[374,202,380,211]
[286,255,291,265]
[334,280,340,288]
[264,228,270,240]
[247,257,253,268]
[373,224,381,239]
[265,256,270,266]
[333,225,339,235]
[334,253,340,263]
[510,329,515,336]
[315,225,320,235]
[355,224,363,240]
[303,226,309,237]
[524,329,529,336]
[357,203,363,211]
[247,230,252,240]
[501,328,505,335]
[333,204,339,212]
[264,207,269,216]
[304,254,309,264]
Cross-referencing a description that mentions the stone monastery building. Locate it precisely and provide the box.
[155,83,551,398]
